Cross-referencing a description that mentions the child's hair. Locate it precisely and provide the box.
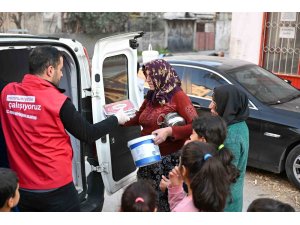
[192,114,240,183]
[0,168,19,208]
[180,141,230,212]
[192,114,227,145]
[247,198,295,212]
[121,180,157,212]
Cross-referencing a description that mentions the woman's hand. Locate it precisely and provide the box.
[169,166,183,187]
[152,127,172,145]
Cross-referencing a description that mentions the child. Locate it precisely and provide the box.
[168,141,231,212]
[0,168,20,212]
[247,198,295,212]
[190,114,240,183]
[120,180,157,212]
[160,114,239,192]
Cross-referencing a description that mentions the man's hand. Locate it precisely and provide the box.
[115,109,130,125]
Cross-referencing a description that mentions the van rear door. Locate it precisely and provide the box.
[91,32,143,194]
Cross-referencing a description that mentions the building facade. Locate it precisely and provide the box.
[230,12,300,89]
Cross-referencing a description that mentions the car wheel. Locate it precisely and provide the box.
[285,145,300,189]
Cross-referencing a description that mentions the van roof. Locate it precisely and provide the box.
[0,33,60,40]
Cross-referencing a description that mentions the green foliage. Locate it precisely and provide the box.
[65,12,130,33]
[156,47,170,55]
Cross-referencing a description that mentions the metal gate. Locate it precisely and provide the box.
[195,32,215,51]
[195,22,215,51]
[261,12,300,88]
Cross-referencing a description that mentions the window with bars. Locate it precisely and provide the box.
[262,12,300,75]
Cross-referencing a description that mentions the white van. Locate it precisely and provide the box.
[0,32,144,211]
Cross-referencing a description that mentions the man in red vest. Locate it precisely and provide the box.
[0,46,129,211]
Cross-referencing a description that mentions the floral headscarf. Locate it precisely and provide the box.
[143,59,181,105]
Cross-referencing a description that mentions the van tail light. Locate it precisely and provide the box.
[83,47,92,76]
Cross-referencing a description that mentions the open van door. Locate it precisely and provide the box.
[91,32,144,194]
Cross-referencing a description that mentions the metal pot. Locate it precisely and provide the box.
[162,112,186,127]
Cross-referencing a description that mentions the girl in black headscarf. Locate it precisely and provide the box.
[209,84,249,212]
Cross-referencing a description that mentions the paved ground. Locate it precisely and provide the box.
[102,186,124,212]
[242,172,266,211]
[244,167,300,211]
[102,167,300,212]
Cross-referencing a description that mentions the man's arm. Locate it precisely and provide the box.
[60,99,119,144]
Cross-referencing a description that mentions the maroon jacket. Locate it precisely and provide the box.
[125,90,197,156]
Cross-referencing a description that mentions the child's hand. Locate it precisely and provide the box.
[184,139,192,145]
[169,166,183,187]
[159,175,170,193]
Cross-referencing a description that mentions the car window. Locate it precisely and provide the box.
[102,55,128,104]
[229,65,300,105]
[185,67,227,99]
[172,65,184,80]
[172,65,186,92]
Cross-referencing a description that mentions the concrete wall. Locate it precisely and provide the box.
[215,13,231,51]
[165,20,195,52]
[229,12,264,64]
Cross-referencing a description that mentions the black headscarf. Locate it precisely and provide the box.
[213,84,249,125]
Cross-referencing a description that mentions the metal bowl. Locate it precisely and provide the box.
[163,112,186,127]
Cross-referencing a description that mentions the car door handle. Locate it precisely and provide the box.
[264,132,281,138]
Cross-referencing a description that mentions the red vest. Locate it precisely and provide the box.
[0,74,73,189]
